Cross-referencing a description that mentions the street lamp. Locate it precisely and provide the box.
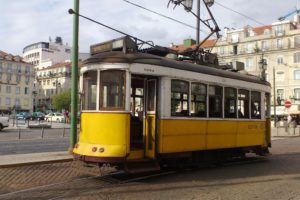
[204,0,214,7]
[182,0,193,11]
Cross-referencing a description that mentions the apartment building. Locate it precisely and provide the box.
[35,62,72,111]
[173,14,300,115]
[0,51,34,113]
[23,37,71,70]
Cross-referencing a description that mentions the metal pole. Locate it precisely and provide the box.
[273,66,277,127]
[196,0,200,45]
[70,0,79,151]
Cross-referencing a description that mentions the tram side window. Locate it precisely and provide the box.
[83,71,97,110]
[251,91,261,119]
[238,89,249,118]
[225,87,237,118]
[100,70,125,110]
[191,83,207,117]
[171,80,189,116]
[209,85,223,118]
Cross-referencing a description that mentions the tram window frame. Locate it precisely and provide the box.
[224,87,237,118]
[171,80,189,117]
[251,91,261,119]
[82,70,97,110]
[209,85,223,118]
[191,83,207,117]
[99,70,126,110]
[238,89,250,119]
[265,93,271,118]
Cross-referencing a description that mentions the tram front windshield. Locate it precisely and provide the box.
[82,70,126,111]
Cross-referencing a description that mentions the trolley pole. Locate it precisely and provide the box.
[273,66,277,127]
[70,0,80,151]
[196,0,200,45]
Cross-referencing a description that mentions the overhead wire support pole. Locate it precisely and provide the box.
[69,0,79,151]
[196,0,200,45]
[273,66,277,127]
[68,9,156,48]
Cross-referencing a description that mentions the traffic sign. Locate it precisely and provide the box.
[284,100,292,108]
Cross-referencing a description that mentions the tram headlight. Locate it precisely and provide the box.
[92,147,98,152]
[99,148,105,153]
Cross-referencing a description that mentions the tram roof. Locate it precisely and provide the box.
[83,51,270,86]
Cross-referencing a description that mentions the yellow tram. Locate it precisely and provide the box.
[73,37,271,172]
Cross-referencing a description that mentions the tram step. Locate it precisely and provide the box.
[125,160,160,173]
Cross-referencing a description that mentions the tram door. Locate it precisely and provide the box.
[145,79,156,158]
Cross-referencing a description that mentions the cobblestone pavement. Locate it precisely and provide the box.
[1,137,300,200]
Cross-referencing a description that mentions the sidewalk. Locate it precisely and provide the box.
[0,151,73,168]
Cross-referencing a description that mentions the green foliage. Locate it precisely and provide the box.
[51,90,71,111]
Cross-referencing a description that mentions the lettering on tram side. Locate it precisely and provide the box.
[248,125,258,129]
[144,68,154,73]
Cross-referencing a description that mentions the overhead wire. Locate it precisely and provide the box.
[214,1,266,26]
[122,0,212,36]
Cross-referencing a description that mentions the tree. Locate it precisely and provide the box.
[51,90,71,111]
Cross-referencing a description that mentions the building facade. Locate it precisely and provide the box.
[35,62,72,111]
[0,51,35,113]
[173,14,300,115]
[23,36,71,70]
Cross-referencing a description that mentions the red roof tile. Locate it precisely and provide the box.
[171,39,217,52]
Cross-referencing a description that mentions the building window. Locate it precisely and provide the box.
[294,70,300,80]
[245,43,253,53]
[6,85,11,93]
[294,52,300,63]
[261,41,268,50]
[295,36,300,48]
[191,83,207,117]
[276,39,283,49]
[277,57,284,65]
[209,85,223,118]
[7,74,12,81]
[15,98,20,106]
[7,63,12,73]
[16,75,21,83]
[25,87,29,95]
[251,91,261,119]
[16,65,21,73]
[224,87,237,118]
[231,34,239,43]
[238,89,249,118]
[294,88,300,100]
[16,86,20,94]
[276,71,284,81]
[277,89,284,101]
[171,80,189,116]
[219,47,224,55]
[25,66,30,74]
[245,58,253,70]
[5,97,10,106]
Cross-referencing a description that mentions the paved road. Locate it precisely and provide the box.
[0,138,69,155]
[1,137,300,199]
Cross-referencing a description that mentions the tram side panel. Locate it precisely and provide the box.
[157,119,266,154]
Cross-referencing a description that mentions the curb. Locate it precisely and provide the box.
[0,152,73,168]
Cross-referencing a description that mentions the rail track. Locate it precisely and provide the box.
[0,156,267,200]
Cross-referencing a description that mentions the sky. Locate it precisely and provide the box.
[1,0,300,55]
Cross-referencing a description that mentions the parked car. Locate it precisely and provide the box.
[16,112,29,120]
[45,113,65,123]
[0,116,9,131]
[26,112,45,121]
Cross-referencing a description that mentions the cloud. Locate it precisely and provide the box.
[0,0,298,55]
